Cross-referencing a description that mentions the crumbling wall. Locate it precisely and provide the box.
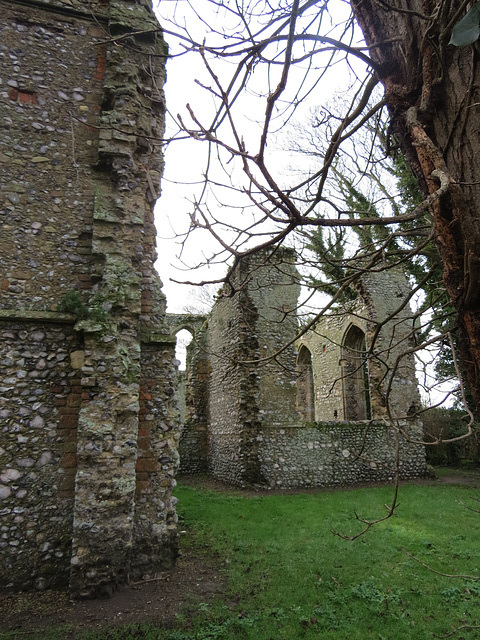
[207,248,300,486]
[181,256,425,488]
[0,0,179,597]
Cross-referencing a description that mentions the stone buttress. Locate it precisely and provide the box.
[0,0,179,597]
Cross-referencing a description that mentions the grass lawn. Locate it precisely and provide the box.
[3,478,480,639]
[166,481,480,640]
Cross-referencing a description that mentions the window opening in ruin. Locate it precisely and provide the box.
[175,328,193,371]
[296,345,315,421]
[341,325,371,420]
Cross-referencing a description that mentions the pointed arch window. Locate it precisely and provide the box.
[341,325,371,420]
[296,345,315,421]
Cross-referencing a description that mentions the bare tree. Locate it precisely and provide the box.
[154,1,480,414]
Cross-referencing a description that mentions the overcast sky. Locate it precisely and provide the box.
[152,1,356,313]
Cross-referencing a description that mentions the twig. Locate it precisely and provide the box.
[400,547,480,581]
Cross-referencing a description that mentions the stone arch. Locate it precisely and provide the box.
[341,324,371,421]
[296,345,315,421]
[173,327,194,371]
[166,313,207,371]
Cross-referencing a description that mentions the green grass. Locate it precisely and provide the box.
[3,480,480,639]
[168,482,480,640]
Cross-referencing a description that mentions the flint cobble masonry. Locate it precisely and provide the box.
[177,250,426,488]
[1,0,180,597]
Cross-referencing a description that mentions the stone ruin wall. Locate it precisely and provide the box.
[1,0,180,597]
[206,249,300,486]
[298,311,358,422]
[178,251,426,488]
[359,270,422,421]
[167,315,209,476]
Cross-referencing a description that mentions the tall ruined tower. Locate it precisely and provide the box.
[0,0,179,597]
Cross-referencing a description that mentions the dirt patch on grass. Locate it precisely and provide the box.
[0,550,224,638]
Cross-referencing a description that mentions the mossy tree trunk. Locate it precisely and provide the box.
[351,0,480,415]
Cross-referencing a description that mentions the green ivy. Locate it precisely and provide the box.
[450,3,480,47]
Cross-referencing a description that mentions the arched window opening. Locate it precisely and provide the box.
[341,325,371,421]
[174,328,194,371]
[296,345,315,421]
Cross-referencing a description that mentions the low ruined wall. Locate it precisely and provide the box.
[257,421,426,489]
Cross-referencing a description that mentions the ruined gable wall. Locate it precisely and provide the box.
[0,0,179,597]
[188,259,425,488]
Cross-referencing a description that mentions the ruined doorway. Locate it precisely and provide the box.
[296,345,315,421]
[341,324,371,420]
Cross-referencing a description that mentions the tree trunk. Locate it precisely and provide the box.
[351,0,480,414]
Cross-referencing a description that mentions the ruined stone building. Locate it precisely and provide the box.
[177,249,426,488]
[0,0,179,597]
[0,0,425,600]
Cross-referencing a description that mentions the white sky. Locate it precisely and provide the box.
[152,0,357,313]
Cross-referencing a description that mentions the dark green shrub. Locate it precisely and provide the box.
[422,407,480,467]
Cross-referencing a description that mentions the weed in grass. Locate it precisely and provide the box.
[441,586,463,603]
[350,577,402,607]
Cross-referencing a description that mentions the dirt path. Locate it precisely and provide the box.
[0,550,224,638]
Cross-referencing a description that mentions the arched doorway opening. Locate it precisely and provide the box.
[175,328,194,372]
[173,329,194,425]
